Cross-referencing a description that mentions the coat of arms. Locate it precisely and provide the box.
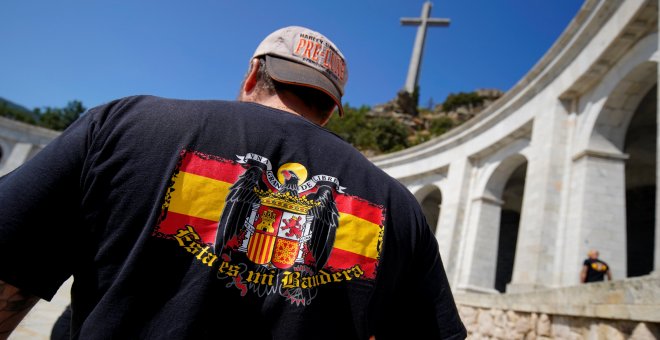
[216,154,340,272]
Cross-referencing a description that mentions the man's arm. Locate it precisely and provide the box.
[606,269,612,281]
[580,265,587,283]
[0,280,39,340]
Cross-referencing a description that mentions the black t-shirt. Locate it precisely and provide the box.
[583,258,609,282]
[0,96,466,339]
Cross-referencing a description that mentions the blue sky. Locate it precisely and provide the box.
[1,1,583,111]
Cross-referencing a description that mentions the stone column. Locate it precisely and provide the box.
[564,151,628,282]
[455,196,502,293]
[508,100,571,292]
[437,158,472,282]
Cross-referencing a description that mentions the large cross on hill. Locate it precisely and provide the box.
[401,1,450,94]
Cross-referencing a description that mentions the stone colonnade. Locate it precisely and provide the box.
[372,0,660,294]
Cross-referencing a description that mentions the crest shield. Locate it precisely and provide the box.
[243,189,317,269]
[272,212,309,269]
[247,206,282,264]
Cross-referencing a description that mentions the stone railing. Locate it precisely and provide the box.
[454,275,659,339]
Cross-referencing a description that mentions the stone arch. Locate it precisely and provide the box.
[495,161,527,292]
[414,185,443,234]
[589,60,657,154]
[483,154,528,202]
[485,154,528,293]
[624,84,656,277]
[580,33,658,155]
[577,36,657,280]
[460,152,528,292]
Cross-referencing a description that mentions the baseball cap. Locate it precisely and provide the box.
[252,26,348,116]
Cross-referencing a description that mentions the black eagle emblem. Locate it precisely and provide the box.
[215,161,339,271]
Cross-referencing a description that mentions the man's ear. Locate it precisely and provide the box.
[317,107,336,126]
[242,58,260,95]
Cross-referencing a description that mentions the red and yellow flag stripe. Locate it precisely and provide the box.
[156,151,384,279]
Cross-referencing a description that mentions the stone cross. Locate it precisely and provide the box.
[401,1,450,94]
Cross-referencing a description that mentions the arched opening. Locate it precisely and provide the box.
[584,59,657,280]
[420,187,442,234]
[495,162,527,292]
[468,153,528,292]
[624,84,656,277]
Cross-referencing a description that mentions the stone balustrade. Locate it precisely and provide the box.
[454,275,660,339]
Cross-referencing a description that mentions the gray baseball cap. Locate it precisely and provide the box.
[253,26,348,116]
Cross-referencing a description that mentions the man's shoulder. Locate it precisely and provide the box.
[93,95,243,110]
[85,95,272,125]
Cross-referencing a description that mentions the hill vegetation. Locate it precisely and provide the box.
[326,89,503,156]
[0,98,86,131]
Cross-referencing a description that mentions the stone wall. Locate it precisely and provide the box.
[454,275,660,339]
[458,307,658,339]
[0,116,59,175]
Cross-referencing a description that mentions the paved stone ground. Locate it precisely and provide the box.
[10,277,72,339]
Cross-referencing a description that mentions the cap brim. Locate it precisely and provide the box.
[265,55,344,117]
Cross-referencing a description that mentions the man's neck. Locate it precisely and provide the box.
[241,93,326,126]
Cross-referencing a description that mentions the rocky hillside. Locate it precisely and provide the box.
[326,89,503,156]
[373,88,503,132]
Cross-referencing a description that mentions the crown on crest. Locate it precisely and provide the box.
[254,188,319,214]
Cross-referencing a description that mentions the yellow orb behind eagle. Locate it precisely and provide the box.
[277,163,308,186]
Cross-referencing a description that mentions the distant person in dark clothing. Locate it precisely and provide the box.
[580,249,612,283]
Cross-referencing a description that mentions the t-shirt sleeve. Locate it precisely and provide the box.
[413,210,467,339]
[373,188,467,339]
[0,110,97,300]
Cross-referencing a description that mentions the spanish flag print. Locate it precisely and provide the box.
[155,150,384,280]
